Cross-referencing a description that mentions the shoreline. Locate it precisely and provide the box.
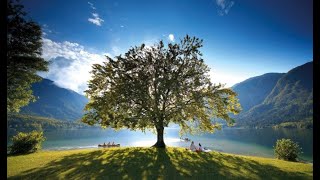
[7,141,313,163]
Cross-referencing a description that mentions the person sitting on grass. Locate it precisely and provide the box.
[189,141,197,152]
[198,143,204,152]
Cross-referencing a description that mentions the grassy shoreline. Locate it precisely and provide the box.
[38,147,312,164]
[32,146,314,164]
[8,147,312,179]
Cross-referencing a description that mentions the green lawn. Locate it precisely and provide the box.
[7,147,312,179]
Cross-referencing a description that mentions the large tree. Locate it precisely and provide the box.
[7,0,48,112]
[83,35,241,147]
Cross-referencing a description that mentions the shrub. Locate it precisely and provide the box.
[274,138,302,161]
[9,131,45,155]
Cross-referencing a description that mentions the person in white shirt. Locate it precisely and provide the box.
[189,141,197,152]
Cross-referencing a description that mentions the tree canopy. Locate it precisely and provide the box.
[83,35,241,147]
[7,0,48,112]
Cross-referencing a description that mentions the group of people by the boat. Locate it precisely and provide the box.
[180,137,210,152]
[180,137,191,142]
[188,141,210,152]
[98,139,209,152]
[98,141,120,147]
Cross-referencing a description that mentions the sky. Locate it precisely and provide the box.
[21,0,313,94]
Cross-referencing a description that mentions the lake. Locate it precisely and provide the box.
[7,127,313,162]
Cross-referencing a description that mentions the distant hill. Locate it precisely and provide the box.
[20,78,88,121]
[8,113,93,135]
[232,73,284,111]
[234,62,313,128]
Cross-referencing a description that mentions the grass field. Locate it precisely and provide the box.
[7,147,312,179]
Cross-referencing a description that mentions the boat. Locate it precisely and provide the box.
[180,137,191,142]
[98,143,120,148]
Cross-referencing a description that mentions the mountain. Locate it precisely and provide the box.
[8,113,93,136]
[232,73,284,111]
[234,62,313,128]
[20,78,88,121]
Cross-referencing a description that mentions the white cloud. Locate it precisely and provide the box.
[216,0,235,16]
[87,2,103,26]
[88,2,96,10]
[168,34,175,42]
[208,68,247,88]
[40,38,110,94]
[111,46,120,55]
[88,13,104,26]
[41,24,55,35]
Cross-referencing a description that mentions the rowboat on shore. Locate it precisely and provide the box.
[180,137,191,142]
[98,144,120,148]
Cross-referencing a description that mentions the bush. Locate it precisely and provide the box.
[274,138,302,161]
[9,131,45,155]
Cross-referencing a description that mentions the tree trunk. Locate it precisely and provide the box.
[152,126,166,148]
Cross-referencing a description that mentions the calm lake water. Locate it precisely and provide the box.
[7,127,313,162]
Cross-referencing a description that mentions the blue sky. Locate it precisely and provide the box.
[21,0,313,94]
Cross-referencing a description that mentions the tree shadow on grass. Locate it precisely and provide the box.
[9,148,312,180]
[168,149,311,179]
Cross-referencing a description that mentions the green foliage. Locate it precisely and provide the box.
[7,0,49,112]
[9,131,45,154]
[273,119,313,129]
[8,114,93,133]
[83,35,241,146]
[274,139,302,161]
